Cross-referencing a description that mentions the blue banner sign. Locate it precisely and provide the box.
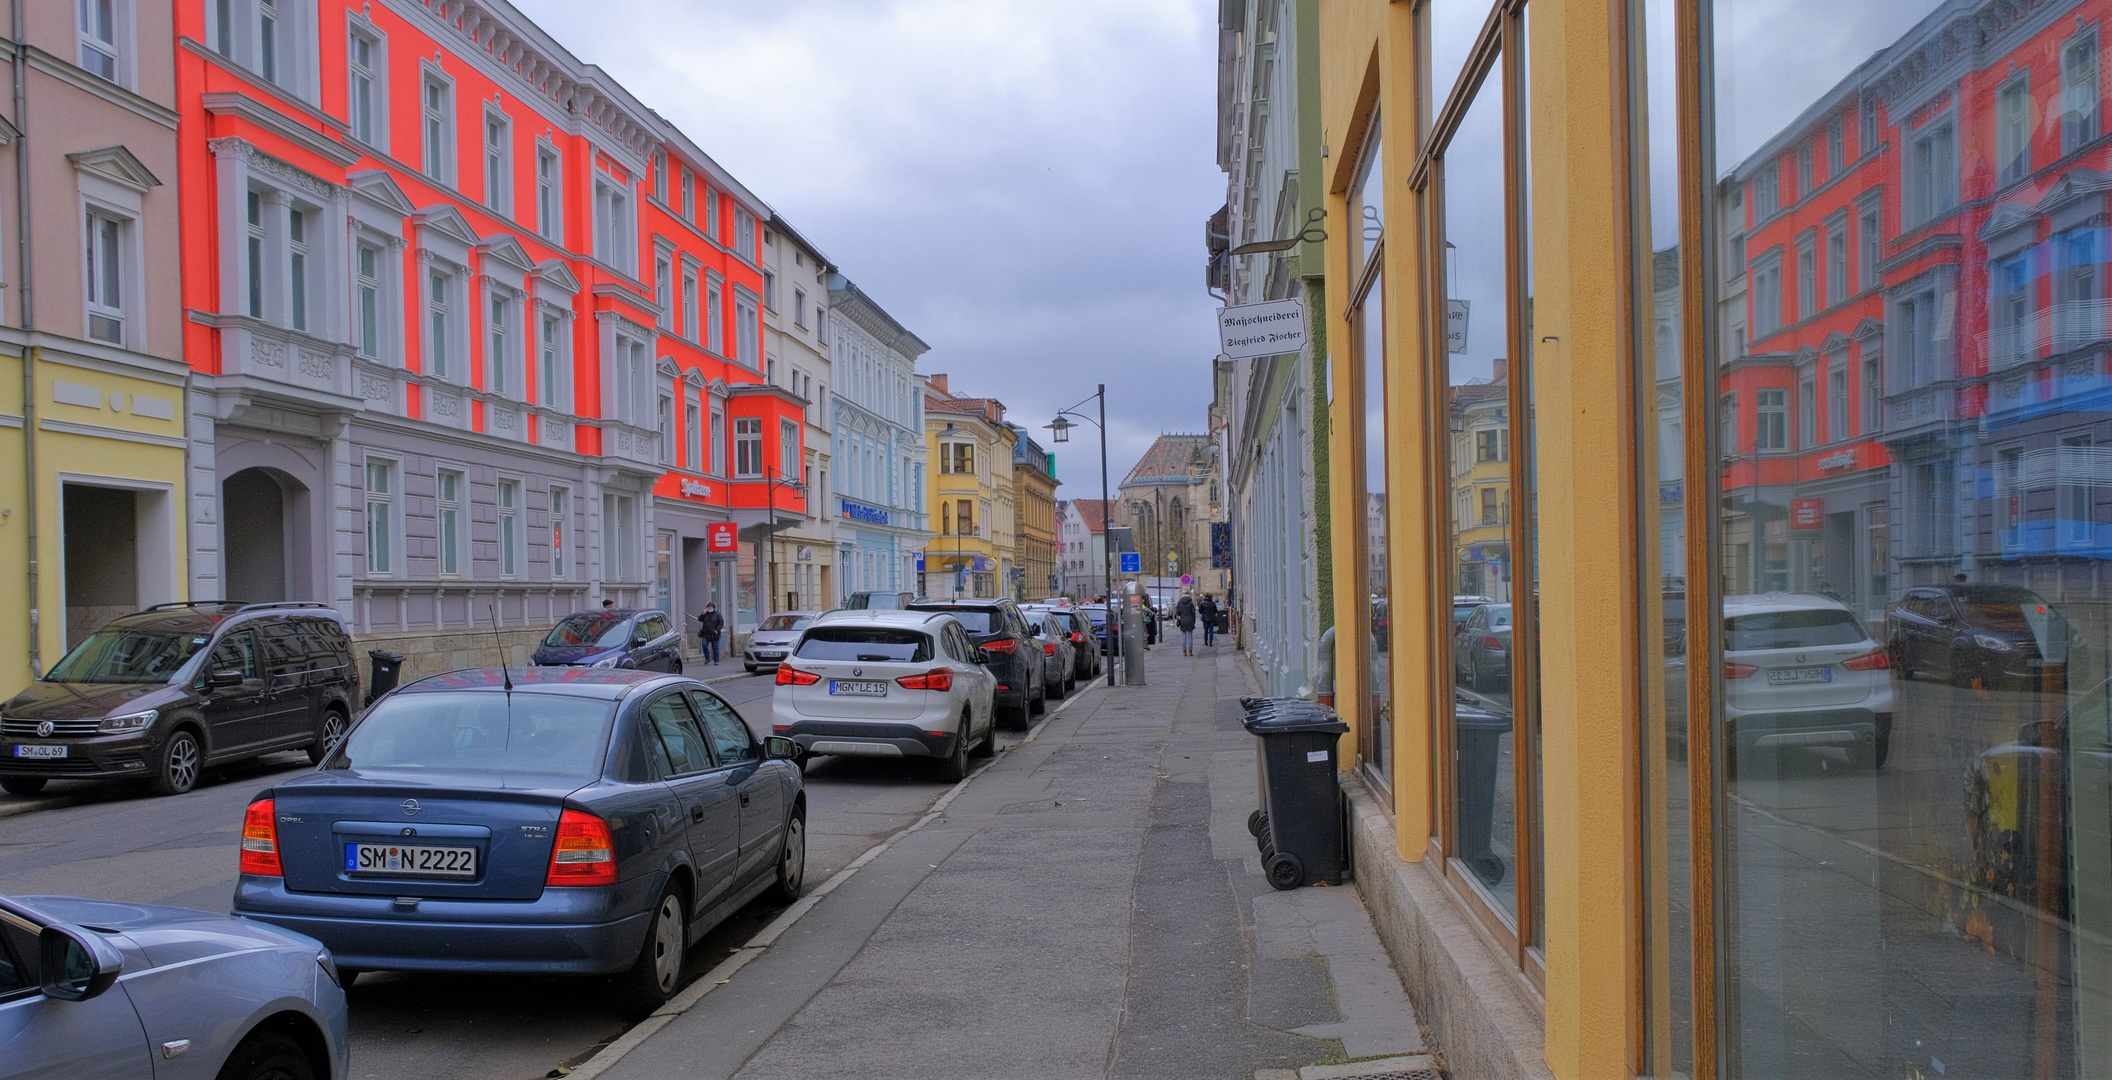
[1120,552,1142,573]
[841,500,890,525]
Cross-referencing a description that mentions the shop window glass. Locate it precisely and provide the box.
[1348,114,1389,790]
[1709,2,2104,1077]
[1437,35,1539,931]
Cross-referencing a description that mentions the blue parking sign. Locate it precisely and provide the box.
[1120,552,1142,573]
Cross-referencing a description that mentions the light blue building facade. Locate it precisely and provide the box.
[825,274,931,600]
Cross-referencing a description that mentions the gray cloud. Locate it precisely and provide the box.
[512,0,1225,487]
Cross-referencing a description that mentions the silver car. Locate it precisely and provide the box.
[771,610,998,781]
[745,610,821,674]
[0,892,349,1079]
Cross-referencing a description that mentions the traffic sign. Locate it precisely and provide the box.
[1179,574,1193,587]
[1120,552,1142,573]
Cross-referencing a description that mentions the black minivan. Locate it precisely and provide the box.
[905,597,1045,728]
[0,602,360,798]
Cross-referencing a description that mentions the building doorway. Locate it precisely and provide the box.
[60,480,174,650]
[224,467,296,603]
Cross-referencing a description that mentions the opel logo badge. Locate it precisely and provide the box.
[401,799,422,817]
[35,721,52,737]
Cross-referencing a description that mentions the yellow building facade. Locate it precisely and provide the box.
[920,387,1017,599]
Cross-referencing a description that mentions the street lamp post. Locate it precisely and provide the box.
[1048,385,1115,682]
[757,465,807,618]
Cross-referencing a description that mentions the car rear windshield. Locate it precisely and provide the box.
[795,628,932,662]
[45,628,211,684]
[759,614,814,632]
[913,608,997,634]
[1724,609,1866,651]
[543,613,629,649]
[329,692,612,779]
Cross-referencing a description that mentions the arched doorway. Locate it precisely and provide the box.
[224,467,291,602]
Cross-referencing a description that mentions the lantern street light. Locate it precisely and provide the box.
[1049,385,1116,682]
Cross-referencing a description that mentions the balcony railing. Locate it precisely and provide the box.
[1978,298,2112,369]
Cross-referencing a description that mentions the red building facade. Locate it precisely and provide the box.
[1725,0,2112,620]
[174,0,803,665]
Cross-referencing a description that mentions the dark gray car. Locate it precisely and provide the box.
[531,609,684,673]
[0,891,349,1079]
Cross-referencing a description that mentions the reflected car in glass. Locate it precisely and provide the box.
[1885,584,2072,691]
[230,668,805,1016]
[744,611,820,675]
[0,890,349,1079]
[1453,603,1512,691]
[531,609,684,673]
[1722,593,1894,772]
[770,610,998,781]
[1451,594,1495,629]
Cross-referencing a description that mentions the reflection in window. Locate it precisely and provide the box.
[1714,2,2105,1074]
[1348,114,1388,787]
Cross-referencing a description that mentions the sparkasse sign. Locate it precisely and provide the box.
[1217,299,1307,360]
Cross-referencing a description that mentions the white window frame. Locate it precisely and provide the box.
[1827,357,1848,442]
[287,202,312,332]
[794,288,807,329]
[681,263,698,341]
[354,240,383,358]
[77,0,131,87]
[1756,387,1788,452]
[209,0,319,101]
[592,171,635,272]
[651,149,668,203]
[437,466,466,578]
[1905,117,1958,226]
[1825,214,1848,305]
[706,273,724,353]
[83,204,133,346]
[497,477,521,578]
[735,208,755,259]
[536,304,573,409]
[2065,30,2101,154]
[685,397,702,472]
[424,263,469,383]
[1751,251,1783,337]
[658,391,674,465]
[482,105,512,216]
[487,288,523,398]
[654,248,674,331]
[420,67,456,185]
[780,418,799,480]
[710,403,726,475]
[535,141,563,244]
[1998,72,2031,184]
[1858,201,1881,292]
[345,16,387,149]
[549,483,571,579]
[681,168,694,221]
[734,416,763,478]
[734,288,759,366]
[1796,235,1815,320]
[364,455,399,577]
[700,186,714,237]
[763,269,777,311]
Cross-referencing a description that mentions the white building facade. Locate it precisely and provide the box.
[1057,498,1110,599]
[761,217,835,612]
[826,274,930,600]
[1212,0,1324,696]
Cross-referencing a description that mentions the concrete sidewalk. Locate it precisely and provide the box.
[602,645,1440,1080]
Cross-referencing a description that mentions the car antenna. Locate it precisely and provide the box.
[488,604,514,694]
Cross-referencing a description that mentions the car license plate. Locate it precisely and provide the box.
[11,744,65,759]
[345,843,477,878]
[829,680,888,697]
[1765,666,1833,685]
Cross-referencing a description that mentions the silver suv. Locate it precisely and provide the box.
[770,610,998,780]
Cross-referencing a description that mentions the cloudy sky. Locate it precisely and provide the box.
[512,0,1225,492]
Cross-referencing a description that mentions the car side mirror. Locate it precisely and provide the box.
[763,735,798,760]
[39,923,122,1002]
[207,669,245,689]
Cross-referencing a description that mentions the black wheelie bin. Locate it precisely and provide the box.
[1242,698,1351,890]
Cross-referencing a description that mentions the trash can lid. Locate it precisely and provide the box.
[1243,711,1349,735]
[1453,701,1512,731]
[368,649,406,661]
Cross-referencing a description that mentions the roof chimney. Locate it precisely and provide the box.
[928,373,948,394]
[1492,356,1507,383]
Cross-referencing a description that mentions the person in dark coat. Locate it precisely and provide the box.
[697,603,725,665]
[1174,594,1198,656]
[1199,594,1220,647]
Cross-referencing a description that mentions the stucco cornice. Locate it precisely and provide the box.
[202,92,360,167]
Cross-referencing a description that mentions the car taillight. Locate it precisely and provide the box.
[897,667,955,691]
[982,638,1017,654]
[1842,649,1890,671]
[546,809,617,887]
[1044,642,1057,655]
[777,664,821,686]
[1482,636,1502,650]
[1071,632,1085,644]
[1724,661,1758,679]
[240,798,282,877]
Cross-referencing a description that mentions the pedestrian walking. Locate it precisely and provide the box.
[1199,594,1220,647]
[1175,593,1198,656]
[697,603,725,665]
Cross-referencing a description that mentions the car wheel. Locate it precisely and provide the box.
[149,728,202,796]
[1029,678,1048,717]
[1048,670,1066,700]
[217,1030,315,1080]
[618,885,688,1016]
[307,707,348,766]
[745,665,759,675]
[0,777,46,796]
[767,813,806,903]
[671,659,684,675]
[935,717,970,782]
[970,712,996,757]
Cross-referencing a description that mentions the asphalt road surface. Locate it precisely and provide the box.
[0,670,985,1080]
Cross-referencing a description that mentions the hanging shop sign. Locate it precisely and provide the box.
[1217,298,1308,360]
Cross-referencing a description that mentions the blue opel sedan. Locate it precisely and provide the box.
[230,668,806,1013]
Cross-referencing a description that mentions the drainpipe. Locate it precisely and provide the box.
[12,0,39,677]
